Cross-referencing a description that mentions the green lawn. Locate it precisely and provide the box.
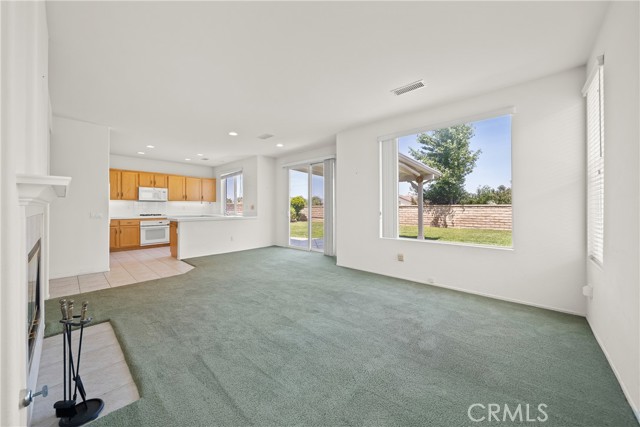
[291,221,510,247]
[399,225,512,247]
[290,221,324,238]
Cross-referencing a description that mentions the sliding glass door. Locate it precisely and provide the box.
[289,162,325,252]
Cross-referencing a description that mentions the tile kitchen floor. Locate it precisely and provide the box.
[48,247,193,299]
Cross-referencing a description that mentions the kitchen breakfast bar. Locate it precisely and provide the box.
[167,215,263,260]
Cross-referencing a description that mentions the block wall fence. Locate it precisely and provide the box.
[399,204,512,230]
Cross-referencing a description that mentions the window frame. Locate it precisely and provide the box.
[379,107,515,250]
[583,56,605,266]
[221,170,243,216]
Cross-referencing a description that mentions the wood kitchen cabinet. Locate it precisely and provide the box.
[168,175,186,201]
[110,170,138,200]
[201,178,216,202]
[139,172,168,188]
[110,168,215,202]
[185,177,201,201]
[110,219,140,250]
[109,222,119,250]
[168,176,211,201]
[170,221,178,258]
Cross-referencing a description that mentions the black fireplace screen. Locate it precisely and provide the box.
[27,238,41,364]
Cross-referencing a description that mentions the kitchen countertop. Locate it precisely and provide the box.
[110,216,167,220]
[166,214,257,222]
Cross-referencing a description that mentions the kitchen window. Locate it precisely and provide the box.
[221,171,243,216]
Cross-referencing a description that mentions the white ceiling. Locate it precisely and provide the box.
[47,1,608,166]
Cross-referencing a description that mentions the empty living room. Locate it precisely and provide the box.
[1,1,639,426]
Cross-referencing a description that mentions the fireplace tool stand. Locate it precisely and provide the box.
[54,300,104,427]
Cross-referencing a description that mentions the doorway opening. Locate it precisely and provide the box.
[288,162,327,252]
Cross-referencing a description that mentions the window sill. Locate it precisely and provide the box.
[381,236,515,252]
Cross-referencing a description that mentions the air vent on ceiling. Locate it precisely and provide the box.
[391,80,426,96]
[257,133,274,140]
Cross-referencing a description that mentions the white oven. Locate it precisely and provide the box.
[140,220,170,246]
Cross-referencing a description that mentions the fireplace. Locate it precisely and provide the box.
[27,238,42,367]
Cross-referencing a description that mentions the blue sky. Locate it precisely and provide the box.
[289,169,324,200]
[398,115,512,194]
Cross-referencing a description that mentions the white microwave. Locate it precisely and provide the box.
[138,187,168,202]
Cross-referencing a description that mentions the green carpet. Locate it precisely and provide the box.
[45,247,637,426]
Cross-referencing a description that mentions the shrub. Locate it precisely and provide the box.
[290,196,306,219]
[289,206,297,222]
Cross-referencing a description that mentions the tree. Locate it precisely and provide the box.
[290,196,307,220]
[462,185,512,205]
[409,124,481,204]
[311,196,323,206]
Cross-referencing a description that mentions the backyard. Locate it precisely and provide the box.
[290,221,324,238]
[290,221,511,247]
[399,225,512,247]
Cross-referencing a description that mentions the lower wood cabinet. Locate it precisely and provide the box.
[110,220,141,250]
[170,221,178,258]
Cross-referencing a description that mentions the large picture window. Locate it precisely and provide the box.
[381,113,513,248]
[221,171,243,216]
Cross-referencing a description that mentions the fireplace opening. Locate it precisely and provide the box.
[27,238,42,367]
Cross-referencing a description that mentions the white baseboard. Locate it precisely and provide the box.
[336,261,585,316]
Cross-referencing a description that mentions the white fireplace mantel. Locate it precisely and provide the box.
[16,174,72,204]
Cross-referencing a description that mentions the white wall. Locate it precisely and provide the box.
[0,2,50,425]
[176,155,275,259]
[585,1,640,417]
[50,117,110,278]
[336,68,587,315]
[110,153,215,178]
[274,144,337,247]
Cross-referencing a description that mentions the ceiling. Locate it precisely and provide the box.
[47,1,609,166]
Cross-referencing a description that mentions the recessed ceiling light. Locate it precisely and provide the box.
[185,158,191,161]
[276,143,284,148]
[137,151,145,155]
[197,153,204,156]
[228,131,238,136]
[146,145,155,148]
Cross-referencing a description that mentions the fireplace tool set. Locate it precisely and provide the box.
[54,299,104,427]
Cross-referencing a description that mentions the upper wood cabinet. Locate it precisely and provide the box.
[109,170,120,200]
[185,177,201,201]
[139,172,168,188]
[202,178,216,202]
[168,175,186,201]
[110,168,215,202]
[110,170,138,200]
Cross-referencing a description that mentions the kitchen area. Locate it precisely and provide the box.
[109,168,218,255]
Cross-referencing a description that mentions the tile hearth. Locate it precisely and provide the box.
[31,322,138,427]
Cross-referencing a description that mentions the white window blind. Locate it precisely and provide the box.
[323,158,336,256]
[380,139,398,238]
[585,60,604,265]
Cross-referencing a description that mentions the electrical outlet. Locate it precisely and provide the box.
[397,253,404,262]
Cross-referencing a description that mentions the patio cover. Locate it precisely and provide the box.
[398,153,442,239]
